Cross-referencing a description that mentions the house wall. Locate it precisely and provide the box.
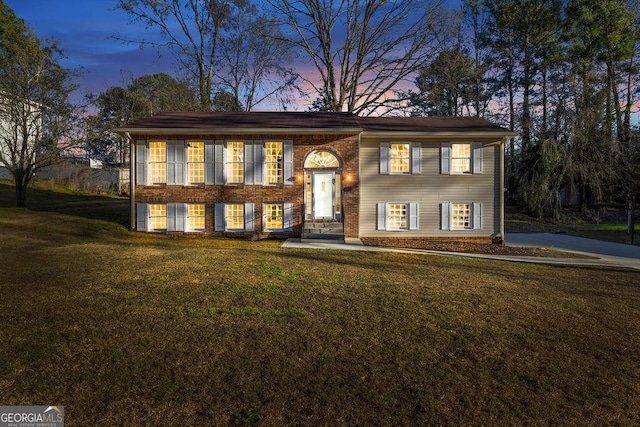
[132,133,360,238]
[359,136,503,241]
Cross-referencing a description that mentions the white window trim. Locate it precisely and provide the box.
[442,142,483,175]
[185,203,206,232]
[442,202,482,231]
[380,142,422,175]
[377,202,419,231]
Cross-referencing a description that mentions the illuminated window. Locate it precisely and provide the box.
[306,151,339,168]
[387,203,408,230]
[187,204,205,230]
[451,143,471,173]
[149,141,166,184]
[149,204,166,230]
[390,143,410,174]
[226,142,244,184]
[187,142,205,184]
[264,203,283,230]
[265,142,284,184]
[225,204,245,230]
[451,203,471,229]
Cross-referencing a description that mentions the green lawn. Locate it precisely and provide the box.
[1,182,639,425]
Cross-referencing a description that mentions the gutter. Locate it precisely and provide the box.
[114,127,363,136]
[126,132,135,231]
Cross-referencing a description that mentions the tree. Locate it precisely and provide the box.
[406,49,476,117]
[218,2,299,111]
[0,1,81,207]
[85,73,197,163]
[267,0,450,115]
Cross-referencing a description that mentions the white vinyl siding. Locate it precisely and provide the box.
[360,139,497,238]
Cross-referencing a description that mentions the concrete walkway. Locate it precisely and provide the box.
[282,234,640,271]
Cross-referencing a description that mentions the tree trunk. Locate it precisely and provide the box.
[13,171,28,207]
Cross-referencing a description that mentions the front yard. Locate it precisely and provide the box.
[0,182,639,425]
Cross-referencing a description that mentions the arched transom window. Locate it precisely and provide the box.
[305,151,340,168]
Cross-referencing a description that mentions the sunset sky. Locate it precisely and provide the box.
[5,0,459,110]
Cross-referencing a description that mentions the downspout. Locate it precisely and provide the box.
[500,137,506,245]
[126,132,135,231]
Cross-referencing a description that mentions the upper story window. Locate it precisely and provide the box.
[149,141,166,184]
[187,142,205,184]
[441,142,483,175]
[265,141,284,184]
[380,143,421,175]
[226,142,244,184]
[390,144,410,174]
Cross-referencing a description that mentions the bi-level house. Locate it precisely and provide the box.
[115,112,515,244]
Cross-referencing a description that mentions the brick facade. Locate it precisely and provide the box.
[133,133,360,238]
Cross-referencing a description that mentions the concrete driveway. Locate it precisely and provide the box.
[506,233,640,270]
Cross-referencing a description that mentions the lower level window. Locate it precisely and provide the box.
[187,204,205,231]
[226,204,245,230]
[387,203,408,230]
[264,203,283,230]
[451,203,471,229]
[149,204,167,231]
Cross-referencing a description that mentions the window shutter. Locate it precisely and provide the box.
[136,203,147,231]
[167,142,184,185]
[283,140,294,185]
[244,141,255,185]
[472,202,482,230]
[254,142,264,185]
[409,203,419,230]
[205,140,214,185]
[473,143,483,174]
[411,143,422,174]
[136,141,146,185]
[441,202,451,230]
[380,143,390,174]
[214,140,225,185]
[245,203,254,232]
[441,143,451,174]
[283,202,294,231]
[166,203,185,232]
[377,203,386,230]
[214,203,225,231]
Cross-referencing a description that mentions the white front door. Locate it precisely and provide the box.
[313,172,334,219]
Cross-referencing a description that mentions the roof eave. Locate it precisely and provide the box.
[114,127,364,135]
[359,130,518,139]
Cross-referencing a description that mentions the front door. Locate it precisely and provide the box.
[312,172,334,219]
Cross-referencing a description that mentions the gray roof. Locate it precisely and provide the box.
[114,111,515,137]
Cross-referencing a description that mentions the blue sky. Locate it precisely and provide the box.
[5,0,175,100]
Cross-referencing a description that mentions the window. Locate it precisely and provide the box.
[215,203,254,232]
[149,141,166,184]
[264,203,283,230]
[441,202,482,230]
[451,203,471,229]
[149,204,167,231]
[225,204,245,230]
[452,143,471,173]
[441,143,482,174]
[390,143,410,173]
[226,142,244,184]
[265,141,284,184]
[377,202,418,231]
[380,143,421,174]
[387,203,408,230]
[306,151,339,168]
[187,142,205,184]
[187,204,205,231]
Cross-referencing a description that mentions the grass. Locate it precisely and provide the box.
[1,182,639,425]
